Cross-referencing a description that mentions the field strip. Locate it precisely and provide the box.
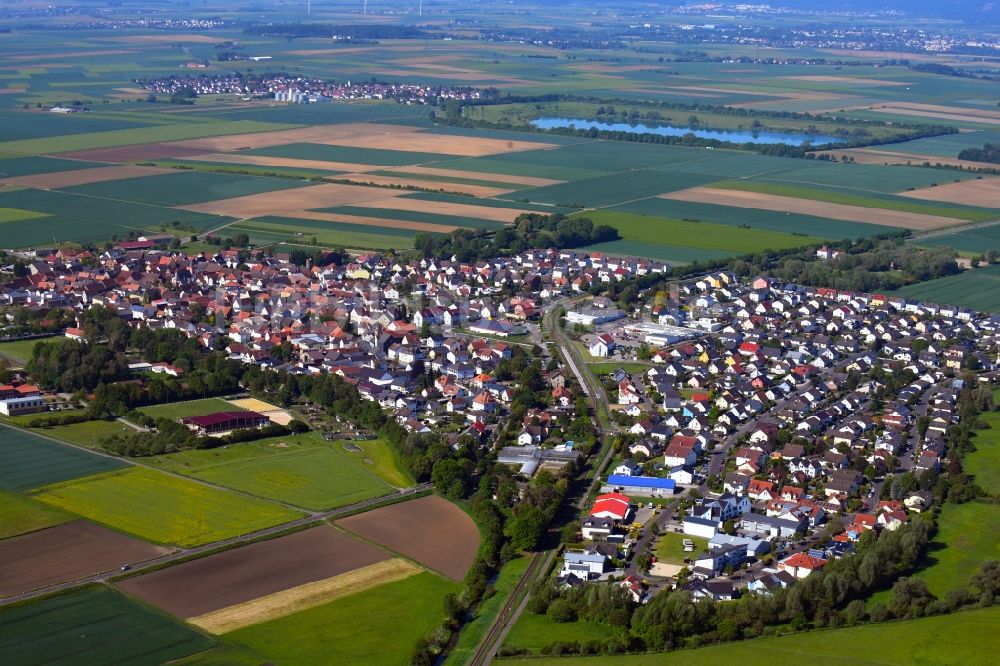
[176,182,407,217]
[382,165,563,187]
[357,196,533,222]
[184,153,381,173]
[166,123,423,152]
[900,177,1000,208]
[291,210,461,233]
[188,558,421,634]
[332,173,514,197]
[315,132,556,157]
[659,186,967,230]
[780,75,911,85]
[823,147,1000,172]
[860,104,1000,125]
[0,165,172,189]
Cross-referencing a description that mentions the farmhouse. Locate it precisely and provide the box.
[182,411,270,435]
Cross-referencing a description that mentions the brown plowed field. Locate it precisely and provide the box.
[321,130,554,157]
[334,173,513,197]
[55,143,213,163]
[900,177,1000,208]
[168,123,421,152]
[336,495,479,581]
[357,195,532,223]
[660,187,964,231]
[178,182,405,217]
[0,520,169,597]
[0,165,172,189]
[117,525,388,618]
[819,148,1000,172]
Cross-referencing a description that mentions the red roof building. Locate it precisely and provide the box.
[182,411,269,435]
[590,492,630,521]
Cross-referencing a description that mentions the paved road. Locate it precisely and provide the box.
[0,483,431,607]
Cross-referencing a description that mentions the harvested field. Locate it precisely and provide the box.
[55,143,213,163]
[292,210,460,234]
[178,182,405,218]
[186,152,378,173]
[117,525,388,617]
[112,34,221,43]
[333,173,513,197]
[322,130,554,157]
[862,102,1000,125]
[384,165,562,187]
[0,520,169,597]
[336,494,479,581]
[189,558,420,634]
[660,186,965,230]
[169,123,421,153]
[0,165,171,189]
[824,147,1000,170]
[901,177,1000,208]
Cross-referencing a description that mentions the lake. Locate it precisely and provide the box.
[531,117,844,146]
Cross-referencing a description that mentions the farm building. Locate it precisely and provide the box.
[603,474,676,497]
[182,411,269,435]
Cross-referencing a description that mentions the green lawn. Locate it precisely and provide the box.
[139,397,243,420]
[226,572,459,666]
[144,432,397,511]
[0,338,46,364]
[504,612,626,653]
[349,437,416,488]
[912,501,1000,596]
[447,555,533,665]
[499,606,1000,665]
[655,532,708,565]
[966,411,1000,496]
[0,585,216,666]
[0,424,126,490]
[33,467,303,547]
[0,489,74,540]
[32,418,134,447]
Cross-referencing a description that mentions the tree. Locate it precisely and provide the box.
[431,458,470,499]
[547,598,577,623]
[508,505,547,551]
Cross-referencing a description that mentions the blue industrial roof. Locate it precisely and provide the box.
[608,474,675,489]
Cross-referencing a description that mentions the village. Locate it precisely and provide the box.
[1,242,997,609]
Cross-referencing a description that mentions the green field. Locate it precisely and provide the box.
[33,467,302,547]
[0,186,226,247]
[1,585,216,666]
[0,207,48,223]
[226,572,459,666]
[499,606,1000,665]
[0,120,298,155]
[447,556,533,665]
[0,338,47,364]
[0,489,74,540]
[349,437,415,488]
[917,222,1000,255]
[58,170,314,207]
[31,418,135,447]
[138,397,243,420]
[577,210,821,261]
[314,205,507,230]
[712,179,999,222]
[0,425,126,490]
[244,142,460,166]
[912,501,1000,596]
[966,410,1000,496]
[890,264,1000,313]
[230,216,418,250]
[144,432,399,510]
[654,532,708,565]
[0,155,105,177]
[504,611,627,653]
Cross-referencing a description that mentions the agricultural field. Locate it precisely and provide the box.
[144,432,398,510]
[336,494,480,581]
[118,525,390,619]
[910,501,1000,597]
[30,418,135,447]
[0,489,73,540]
[576,210,820,264]
[503,611,627,654]
[228,216,418,251]
[0,338,46,365]
[500,606,1000,665]
[32,467,303,547]
[916,221,1000,255]
[0,585,217,666]
[225,571,459,666]
[0,519,170,598]
[0,425,126,490]
[965,409,1000,496]
[890,264,1000,313]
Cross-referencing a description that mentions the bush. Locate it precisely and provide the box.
[547,598,578,623]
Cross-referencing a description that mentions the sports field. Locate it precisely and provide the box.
[0,425,126,490]
[144,432,398,510]
[225,572,459,666]
[890,264,1000,313]
[139,397,244,420]
[32,467,302,547]
[33,418,135,447]
[0,585,216,666]
[499,606,1000,665]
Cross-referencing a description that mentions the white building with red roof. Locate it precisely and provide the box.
[590,492,631,522]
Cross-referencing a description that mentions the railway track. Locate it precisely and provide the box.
[467,551,544,666]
